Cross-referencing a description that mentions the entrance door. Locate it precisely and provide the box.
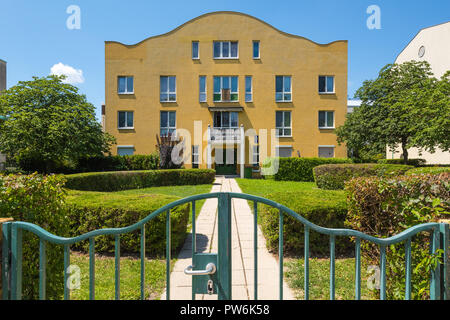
[215,147,237,175]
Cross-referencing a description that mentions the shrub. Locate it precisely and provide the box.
[0,173,68,299]
[378,158,426,166]
[263,157,353,182]
[314,163,414,190]
[67,193,190,256]
[406,167,450,176]
[258,190,351,255]
[76,153,159,173]
[345,173,450,299]
[64,169,216,192]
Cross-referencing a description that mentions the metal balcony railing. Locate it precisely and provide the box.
[210,127,241,142]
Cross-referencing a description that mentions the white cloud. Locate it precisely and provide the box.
[50,62,85,84]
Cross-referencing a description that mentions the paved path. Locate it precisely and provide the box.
[161,176,294,300]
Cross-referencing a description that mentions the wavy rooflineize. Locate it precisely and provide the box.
[105,11,347,48]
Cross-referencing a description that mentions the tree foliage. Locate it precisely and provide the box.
[336,61,450,164]
[0,75,116,173]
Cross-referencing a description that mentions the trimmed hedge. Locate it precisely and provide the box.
[67,193,190,256]
[263,157,353,182]
[345,172,450,299]
[76,154,159,173]
[313,163,414,190]
[0,173,68,299]
[64,169,216,191]
[258,190,351,255]
[378,158,426,166]
[406,166,450,176]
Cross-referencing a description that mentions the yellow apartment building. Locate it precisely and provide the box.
[104,11,348,177]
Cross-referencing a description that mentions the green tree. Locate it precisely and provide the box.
[0,75,116,173]
[337,61,449,164]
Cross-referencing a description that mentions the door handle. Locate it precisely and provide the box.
[184,263,216,276]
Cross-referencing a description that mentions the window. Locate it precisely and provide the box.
[160,76,176,102]
[252,145,259,165]
[213,41,238,59]
[199,76,206,102]
[318,111,335,129]
[192,41,199,59]
[118,111,134,129]
[275,76,292,102]
[118,76,133,94]
[318,146,335,158]
[318,76,335,94]
[213,111,238,128]
[276,146,293,158]
[192,145,200,168]
[275,111,292,137]
[213,76,238,102]
[253,41,260,59]
[160,111,176,137]
[117,146,134,156]
[245,76,252,102]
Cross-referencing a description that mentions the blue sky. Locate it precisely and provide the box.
[0,0,449,121]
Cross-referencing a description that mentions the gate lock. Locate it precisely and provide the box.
[184,253,218,295]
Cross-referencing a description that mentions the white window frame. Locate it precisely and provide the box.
[192,145,200,168]
[275,111,292,137]
[213,41,239,59]
[318,111,335,129]
[318,75,335,94]
[252,144,260,165]
[276,145,293,158]
[318,145,336,158]
[117,145,135,156]
[117,76,134,94]
[199,75,207,102]
[160,111,176,137]
[253,41,260,59]
[160,76,177,102]
[117,111,134,129]
[275,76,292,102]
[192,41,199,59]
[245,76,253,102]
[213,76,239,102]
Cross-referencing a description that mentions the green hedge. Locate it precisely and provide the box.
[258,190,350,255]
[345,172,450,299]
[64,169,216,191]
[76,154,160,173]
[406,166,450,175]
[262,157,353,182]
[0,173,68,299]
[377,158,426,166]
[313,163,414,190]
[67,193,190,256]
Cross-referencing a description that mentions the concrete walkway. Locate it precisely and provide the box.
[161,176,294,300]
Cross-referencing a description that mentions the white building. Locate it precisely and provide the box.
[347,99,361,114]
[389,21,450,164]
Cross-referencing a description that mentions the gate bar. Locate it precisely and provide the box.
[140,225,145,300]
[253,201,258,300]
[304,226,310,300]
[405,238,412,300]
[39,239,46,300]
[2,222,11,300]
[115,235,120,300]
[279,209,284,300]
[330,235,335,300]
[380,245,387,300]
[355,238,361,300]
[89,237,95,300]
[63,244,70,300]
[191,201,196,301]
[166,209,171,300]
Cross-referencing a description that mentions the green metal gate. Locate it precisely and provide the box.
[2,192,449,300]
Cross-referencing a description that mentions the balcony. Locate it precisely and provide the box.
[209,127,241,142]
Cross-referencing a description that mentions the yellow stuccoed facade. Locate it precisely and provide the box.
[105,11,348,176]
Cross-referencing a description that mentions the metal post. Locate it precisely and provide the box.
[439,223,449,300]
[217,193,232,300]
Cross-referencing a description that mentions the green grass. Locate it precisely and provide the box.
[66,184,213,227]
[236,178,345,199]
[70,252,169,300]
[285,257,374,300]
[66,184,213,300]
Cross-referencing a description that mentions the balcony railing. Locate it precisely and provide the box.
[210,127,241,142]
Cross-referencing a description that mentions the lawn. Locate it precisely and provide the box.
[66,183,213,300]
[236,178,377,300]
